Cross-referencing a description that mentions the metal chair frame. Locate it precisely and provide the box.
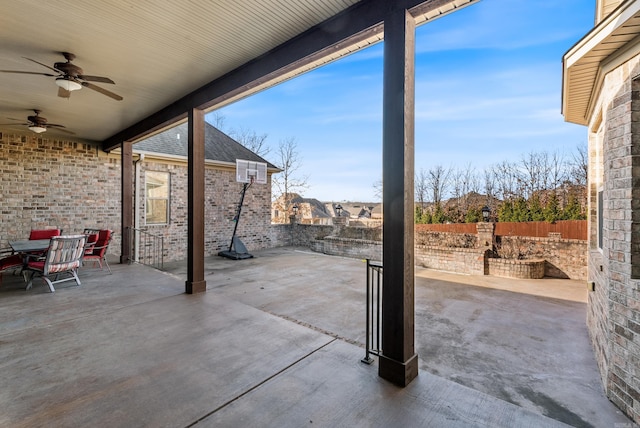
[23,235,86,293]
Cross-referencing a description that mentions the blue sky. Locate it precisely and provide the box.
[211,0,595,202]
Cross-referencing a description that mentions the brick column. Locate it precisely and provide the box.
[476,222,495,249]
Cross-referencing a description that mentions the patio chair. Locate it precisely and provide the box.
[0,248,23,285]
[29,228,61,240]
[23,235,86,293]
[83,229,113,274]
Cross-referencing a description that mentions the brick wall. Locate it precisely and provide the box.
[415,230,477,248]
[0,131,274,264]
[415,245,488,275]
[487,258,545,279]
[586,54,640,423]
[137,159,273,262]
[496,236,587,279]
[0,132,121,254]
[320,236,381,260]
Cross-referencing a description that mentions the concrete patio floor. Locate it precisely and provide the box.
[0,246,632,427]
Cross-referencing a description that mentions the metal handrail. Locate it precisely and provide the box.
[127,226,164,270]
[362,259,383,364]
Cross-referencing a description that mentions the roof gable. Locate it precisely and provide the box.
[134,122,277,169]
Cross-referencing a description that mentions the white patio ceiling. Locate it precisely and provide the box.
[0,0,477,147]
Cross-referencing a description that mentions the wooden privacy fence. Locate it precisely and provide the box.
[416,220,587,240]
[494,220,586,240]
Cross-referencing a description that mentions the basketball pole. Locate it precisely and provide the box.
[227,181,251,252]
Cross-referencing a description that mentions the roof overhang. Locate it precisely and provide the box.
[562,0,640,126]
[0,0,478,149]
[102,0,479,151]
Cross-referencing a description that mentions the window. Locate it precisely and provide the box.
[145,171,170,225]
[597,189,603,251]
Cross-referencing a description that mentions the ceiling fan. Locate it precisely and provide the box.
[0,109,74,134]
[0,52,123,101]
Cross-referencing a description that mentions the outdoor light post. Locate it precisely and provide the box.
[334,204,346,227]
[290,204,299,224]
[482,206,490,222]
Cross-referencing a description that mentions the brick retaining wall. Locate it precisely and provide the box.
[415,245,488,276]
[497,236,587,279]
[488,258,545,279]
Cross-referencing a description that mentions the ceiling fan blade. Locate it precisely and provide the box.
[58,86,71,98]
[79,75,115,84]
[48,125,75,135]
[81,82,123,101]
[23,57,59,73]
[0,122,29,126]
[0,70,56,76]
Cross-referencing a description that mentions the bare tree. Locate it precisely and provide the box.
[451,163,479,217]
[272,137,309,212]
[569,142,588,186]
[427,164,451,207]
[415,168,429,212]
[489,160,519,201]
[483,168,497,210]
[230,127,270,158]
[372,180,382,202]
[208,112,227,130]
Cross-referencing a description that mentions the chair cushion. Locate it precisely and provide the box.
[0,254,22,271]
[29,229,60,240]
[26,260,45,271]
[85,233,99,255]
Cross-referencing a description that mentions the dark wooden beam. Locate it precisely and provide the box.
[120,141,133,264]
[380,6,418,387]
[101,0,466,152]
[185,108,207,294]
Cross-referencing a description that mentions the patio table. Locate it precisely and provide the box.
[8,239,51,253]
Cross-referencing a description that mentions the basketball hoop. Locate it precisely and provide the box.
[218,159,268,260]
[236,159,267,184]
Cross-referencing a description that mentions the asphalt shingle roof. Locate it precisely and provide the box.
[134,122,276,169]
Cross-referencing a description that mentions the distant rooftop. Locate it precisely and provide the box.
[134,122,277,169]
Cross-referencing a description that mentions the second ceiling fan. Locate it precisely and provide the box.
[1,52,123,101]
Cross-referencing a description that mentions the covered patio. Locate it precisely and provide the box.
[1,0,483,388]
[0,248,629,427]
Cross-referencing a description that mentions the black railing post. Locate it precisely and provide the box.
[362,259,374,364]
[362,259,383,364]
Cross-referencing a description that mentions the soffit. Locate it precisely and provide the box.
[0,0,360,142]
[0,0,477,144]
[563,0,640,125]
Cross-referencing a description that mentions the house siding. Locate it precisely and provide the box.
[137,159,273,262]
[0,131,274,263]
[0,132,122,252]
[587,53,640,422]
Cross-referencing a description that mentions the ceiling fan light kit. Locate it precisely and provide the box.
[1,109,75,135]
[55,77,82,91]
[28,125,47,133]
[1,52,122,100]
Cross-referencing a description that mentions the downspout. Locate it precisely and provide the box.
[133,153,145,263]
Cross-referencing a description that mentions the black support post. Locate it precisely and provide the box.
[379,6,418,387]
[120,141,133,264]
[186,108,207,294]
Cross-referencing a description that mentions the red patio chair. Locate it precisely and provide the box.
[22,235,86,293]
[0,248,23,285]
[29,229,61,240]
[83,229,113,274]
